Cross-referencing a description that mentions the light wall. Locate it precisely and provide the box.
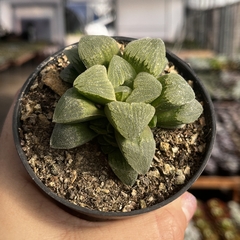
[115,0,185,42]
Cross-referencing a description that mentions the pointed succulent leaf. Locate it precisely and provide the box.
[90,119,112,134]
[126,72,162,103]
[123,38,166,77]
[74,65,116,104]
[108,149,138,186]
[151,73,195,109]
[64,46,86,74]
[115,126,155,175]
[89,118,109,135]
[123,80,133,89]
[97,135,110,145]
[90,125,108,135]
[53,88,105,123]
[101,144,117,155]
[103,134,118,147]
[114,86,132,101]
[78,35,120,68]
[156,99,203,128]
[97,135,117,154]
[148,115,157,128]
[50,122,98,149]
[104,101,155,140]
[108,55,136,87]
[106,122,114,134]
[60,64,80,84]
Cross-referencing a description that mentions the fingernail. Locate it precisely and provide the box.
[181,192,197,222]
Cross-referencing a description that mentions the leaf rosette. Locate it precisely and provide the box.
[50,35,203,186]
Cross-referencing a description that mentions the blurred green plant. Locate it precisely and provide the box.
[50,35,203,186]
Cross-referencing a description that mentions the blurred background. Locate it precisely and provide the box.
[0,0,240,238]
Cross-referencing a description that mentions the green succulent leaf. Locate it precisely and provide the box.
[103,134,118,147]
[126,72,162,103]
[108,55,136,87]
[115,126,155,175]
[89,119,117,146]
[151,73,195,109]
[101,144,117,154]
[53,88,105,123]
[60,64,80,84]
[156,99,203,128]
[64,46,86,74]
[123,38,166,77]
[108,149,138,186]
[78,35,120,68]
[105,101,155,140]
[50,122,98,149]
[114,86,132,101]
[89,118,109,135]
[97,135,110,145]
[74,65,116,104]
[148,115,157,128]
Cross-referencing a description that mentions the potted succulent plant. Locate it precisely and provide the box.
[13,35,215,220]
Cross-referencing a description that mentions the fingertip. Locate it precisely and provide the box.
[181,192,197,222]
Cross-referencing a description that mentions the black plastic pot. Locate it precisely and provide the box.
[13,37,216,221]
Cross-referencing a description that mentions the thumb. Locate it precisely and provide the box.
[73,192,197,240]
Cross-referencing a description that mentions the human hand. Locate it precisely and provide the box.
[0,102,197,240]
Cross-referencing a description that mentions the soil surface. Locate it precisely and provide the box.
[18,51,208,213]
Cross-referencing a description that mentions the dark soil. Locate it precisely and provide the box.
[18,51,207,213]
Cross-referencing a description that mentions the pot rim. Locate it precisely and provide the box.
[13,36,216,220]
